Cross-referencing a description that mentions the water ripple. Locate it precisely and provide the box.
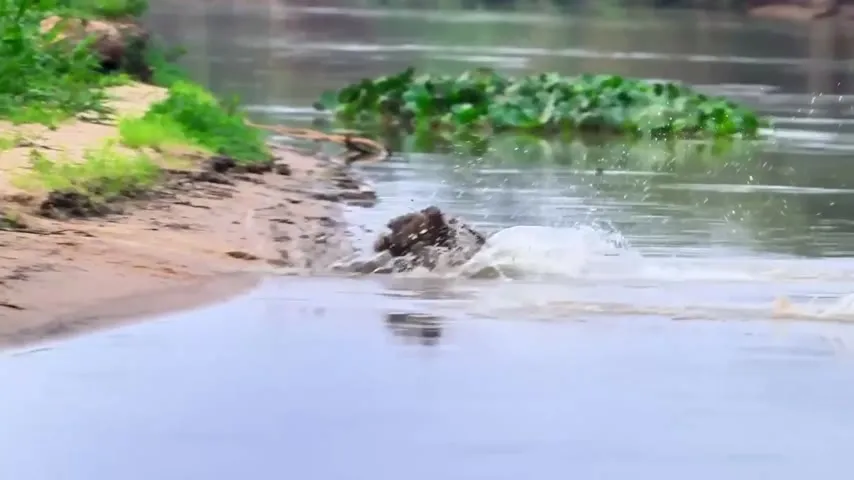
[239,41,846,68]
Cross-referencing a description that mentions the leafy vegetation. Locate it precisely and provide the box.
[2,0,273,220]
[13,141,162,200]
[130,81,270,164]
[144,43,190,88]
[0,132,21,151]
[118,114,205,151]
[0,0,112,125]
[60,0,149,19]
[0,0,189,126]
[314,67,769,146]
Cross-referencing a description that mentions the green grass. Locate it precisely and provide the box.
[98,72,134,87]
[118,81,274,168]
[144,43,190,88]
[2,0,270,216]
[0,0,113,126]
[118,115,207,151]
[139,81,270,164]
[0,132,21,150]
[60,0,148,19]
[14,141,162,201]
[0,0,175,126]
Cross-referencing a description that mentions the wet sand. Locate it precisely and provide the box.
[0,84,367,349]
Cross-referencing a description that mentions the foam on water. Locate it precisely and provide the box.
[411,224,854,322]
[458,225,634,280]
[772,294,854,322]
[452,225,854,283]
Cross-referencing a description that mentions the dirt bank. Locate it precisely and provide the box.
[0,83,374,349]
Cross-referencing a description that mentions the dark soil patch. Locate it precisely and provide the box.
[32,153,280,220]
[38,191,114,219]
[204,155,237,173]
[233,162,273,175]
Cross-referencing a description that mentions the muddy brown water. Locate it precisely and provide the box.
[4,2,854,478]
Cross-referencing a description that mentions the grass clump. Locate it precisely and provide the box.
[60,0,148,19]
[0,210,27,230]
[0,0,112,126]
[134,81,270,164]
[118,115,204,151]
[144,44,189,88]
[0,132,22,150]
[0,0,170,126]
[314,67,769,145]
[14,140,161,201]
[98,72,134,87]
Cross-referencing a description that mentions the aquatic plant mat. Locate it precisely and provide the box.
[314,67,769,152]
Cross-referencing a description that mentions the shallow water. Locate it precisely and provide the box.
[4,1,854,478]
[3,278,854,479]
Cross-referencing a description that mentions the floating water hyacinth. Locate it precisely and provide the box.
[313,67,768,142]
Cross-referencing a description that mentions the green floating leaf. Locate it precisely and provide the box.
[451,103,482,125]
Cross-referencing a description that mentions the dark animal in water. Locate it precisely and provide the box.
[372,206,487,271]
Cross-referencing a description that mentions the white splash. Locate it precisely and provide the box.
[335,223,854,323]
[458,224,634,280]
[441,225,854,323]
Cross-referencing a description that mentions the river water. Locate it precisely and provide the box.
[3,2,854,478]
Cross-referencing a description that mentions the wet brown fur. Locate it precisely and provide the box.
[373,206,487,269]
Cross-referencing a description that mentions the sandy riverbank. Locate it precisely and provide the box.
[0,83,373,349]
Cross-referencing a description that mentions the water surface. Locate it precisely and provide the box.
[3,278,854,479]
[4,1,854,478]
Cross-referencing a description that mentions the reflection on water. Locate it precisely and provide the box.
[385,312,444,345]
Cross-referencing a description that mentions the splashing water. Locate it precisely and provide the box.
[333,222,854,322]
[458,224,634,280]
[448,225,854,284]
[403,224,854,323]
